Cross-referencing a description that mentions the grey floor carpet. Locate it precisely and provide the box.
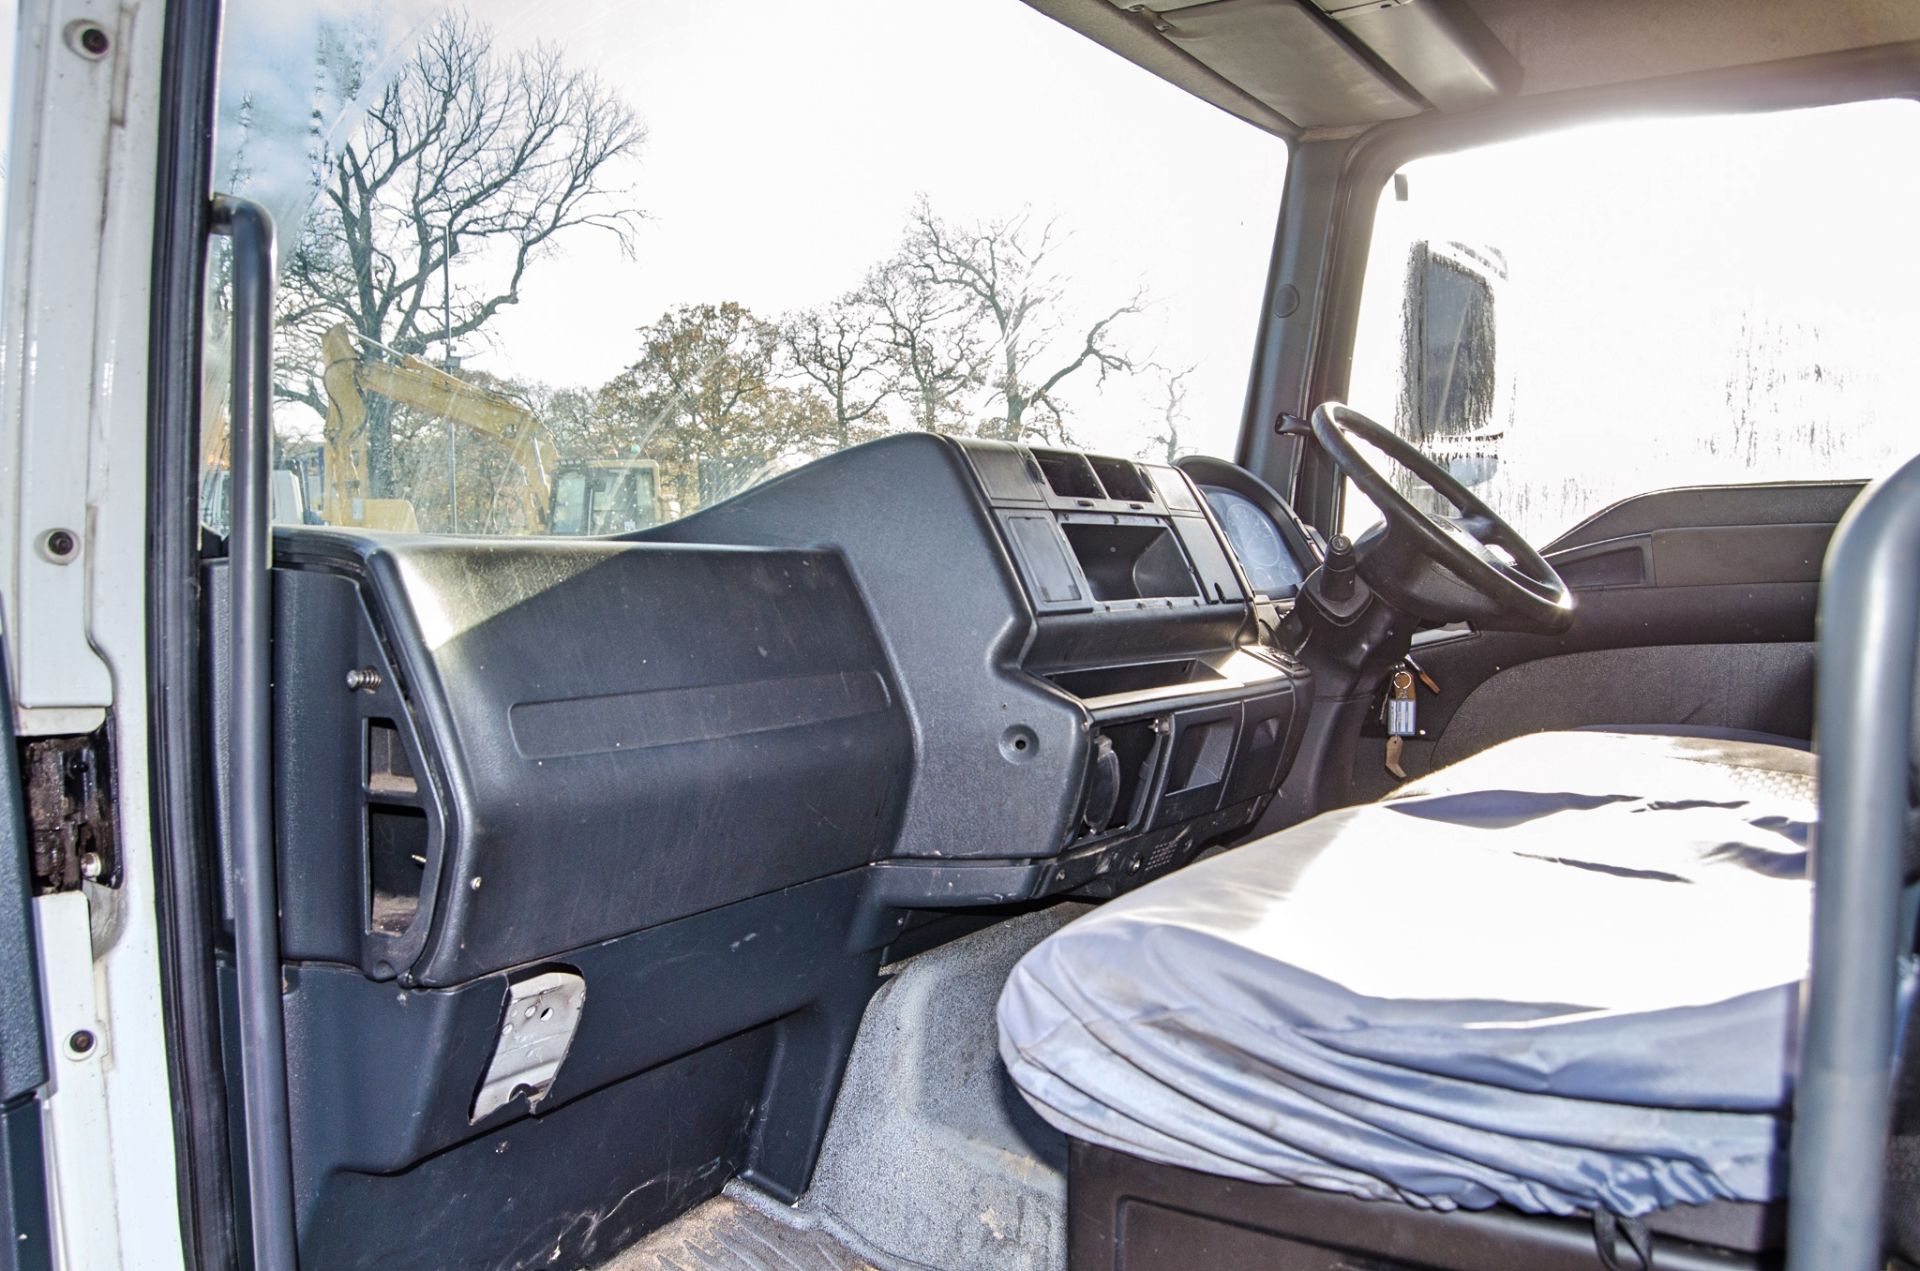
[790,905,1088,1271]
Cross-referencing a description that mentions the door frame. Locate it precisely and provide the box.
[0,0,202,1260]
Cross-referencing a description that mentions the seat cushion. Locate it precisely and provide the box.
[997,730,1818,1219]
[1578,722,1812,751]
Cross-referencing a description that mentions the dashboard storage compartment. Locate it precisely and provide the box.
[1036,449,1107,500]
[365,803,428,937]
[1080,718,1166,840]
[1051,659,1224,700]
[1155,704,1241,828]
[1087,456,1156,503]
[1061,516,1201,602]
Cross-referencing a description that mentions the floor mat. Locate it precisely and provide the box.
[595,1190,877,1271]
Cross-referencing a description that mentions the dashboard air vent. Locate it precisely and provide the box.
[1089,457,1154,503]
[1032,449,1104,499]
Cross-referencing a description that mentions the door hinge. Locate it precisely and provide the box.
[21,729,118,893]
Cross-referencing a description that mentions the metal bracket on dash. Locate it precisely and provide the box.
[470,969,586,1123]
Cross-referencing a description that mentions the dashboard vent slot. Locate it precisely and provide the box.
[1089,457,1153,503]
[1032,449,1104,500]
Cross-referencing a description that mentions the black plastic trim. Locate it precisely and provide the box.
[1069,1139,1769,1271]
[259,531,914,987]
[147,0,237,1260]
[1547,482,1867,554]
[1240,141,1341,508]
[1175,454,1324,595]
[0,1098,52,1271]
[0,657,51,1271]
[0,652,46,1107]
[272,868,883,1267]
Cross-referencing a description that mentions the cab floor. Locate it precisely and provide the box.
[595,1189,877,1271]
[595,905,1084,1271]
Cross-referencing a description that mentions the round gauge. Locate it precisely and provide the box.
[1222,498,1284,568]
[1202,486,1304,598]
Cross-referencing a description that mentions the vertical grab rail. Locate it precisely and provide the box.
[209,195,298,1270]
[1787,449,1920,1271]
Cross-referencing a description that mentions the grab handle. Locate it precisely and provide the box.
[209,194,298,1270]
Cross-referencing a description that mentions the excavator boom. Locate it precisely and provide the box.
[319,322,661,533]
[321,322,559,531]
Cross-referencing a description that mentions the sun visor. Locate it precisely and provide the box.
[1089,0,1515,128]
[1306,0,1519,109]
[1115,0,1420,127]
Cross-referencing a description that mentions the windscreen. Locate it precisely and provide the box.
[199,0,1289,538]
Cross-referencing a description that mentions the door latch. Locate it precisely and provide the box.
[21,730,117,892]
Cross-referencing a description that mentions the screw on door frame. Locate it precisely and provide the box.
[63,21,110,58]
[37,528,79,564]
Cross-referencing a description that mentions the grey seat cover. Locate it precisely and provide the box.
[997,730,1819,1218]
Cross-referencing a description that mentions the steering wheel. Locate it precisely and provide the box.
[1312,402,1572,635]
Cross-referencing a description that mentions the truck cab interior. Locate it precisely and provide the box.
[103,0,1920,1268]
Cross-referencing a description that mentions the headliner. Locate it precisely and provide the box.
[1021,0,1920,137]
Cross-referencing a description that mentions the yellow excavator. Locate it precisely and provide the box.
[318,322,661,535]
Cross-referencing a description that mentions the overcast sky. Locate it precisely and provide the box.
[219,0,1292,459]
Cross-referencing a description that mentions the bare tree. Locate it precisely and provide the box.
[781,295,893,450]
[899,196,1144,445]
[1144,365,1193,463]
[278,10,646,495]
[863,256,987,436]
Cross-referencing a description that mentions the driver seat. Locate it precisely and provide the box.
[997,726,1821,1266]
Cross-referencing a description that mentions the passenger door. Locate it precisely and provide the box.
[1326,100,1920,799]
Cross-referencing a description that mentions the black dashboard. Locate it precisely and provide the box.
[242,432,1326,1254]
[259,432,1318,988]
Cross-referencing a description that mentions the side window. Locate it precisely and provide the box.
[199,0,1290,538]
[1343,100,1920,544]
